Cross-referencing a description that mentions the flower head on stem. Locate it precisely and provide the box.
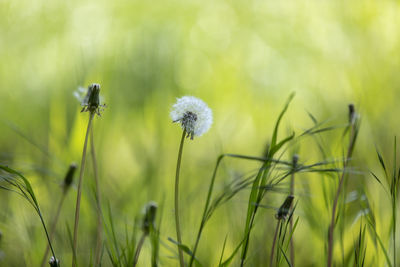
[170,96,212,267]
[72,83,104,267]
[133,202,159,267]
[74,83,106,116]
[142,201,158,235]
[270,195,295,267]
[171,96,212,140]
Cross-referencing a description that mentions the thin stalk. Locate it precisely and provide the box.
[38,207,58,265]
[289,162,296,266]
[174,130,186,267]
[241,162,271,267]
[190,153,276,267]
[327,124,356,267]
[189,155,224,267]
[41,192,67,267]
[270,220,281,267]
[91,127,103,267]
[72,112,95,267]
[241,209,257,267]
[393,199,397,267]
[133,233,147,267]
[392,136,397,267]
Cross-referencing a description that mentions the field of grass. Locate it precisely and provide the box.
[1,0,400,266]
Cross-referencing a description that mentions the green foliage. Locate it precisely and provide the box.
[2,1,400,264]
[0,165,59,266]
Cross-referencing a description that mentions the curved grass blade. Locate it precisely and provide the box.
[0,164,59,265]
[271,92,295,147]
[167,237,202,266]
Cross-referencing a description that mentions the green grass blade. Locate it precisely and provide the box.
[271,92,295,147]
[221,233,249,267]
[218,235,228,266]
[366,219,392,267]
[279,243,292,267]
[270,133,295,156]
[167,237,202,266]
[375,149,388,178]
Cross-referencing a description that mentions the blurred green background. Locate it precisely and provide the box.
[1,0,400,266]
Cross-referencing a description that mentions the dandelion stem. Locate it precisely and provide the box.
[327,122,357,267]
[270,219,281,267]
[174,130,186,267]
[91,127,103,266]
[40,192,67,267]
[133,232,147,267]
[72,112,95,267]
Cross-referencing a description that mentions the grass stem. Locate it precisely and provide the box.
[241,207,258,267]
[40,192,67,267]
[189,155,223,267]
[39,209,58,265]
[289,156,297,266]
[133,233,147,267]
[270,219,281,267]
[327,122,357,267]
[392,199,397,267]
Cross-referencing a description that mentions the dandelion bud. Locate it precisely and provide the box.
[348,104,356,124]
[142,201,158,235]
[87,83,100,111]
[275,195,294,220]
[171,96,213,140]
[79,83,105,115]
[292,154,299,167]
[63,163,77,191]
[49,256,60,267]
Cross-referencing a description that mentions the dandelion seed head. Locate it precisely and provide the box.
[170,96,212,139]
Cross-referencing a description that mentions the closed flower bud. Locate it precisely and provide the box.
[292,154,299,168]
[87,83,100,111]
[63,163,77,191]
[275,195,294,220]
[77,83,106,116]
[142,201,158,235]
[348,104,356,124]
